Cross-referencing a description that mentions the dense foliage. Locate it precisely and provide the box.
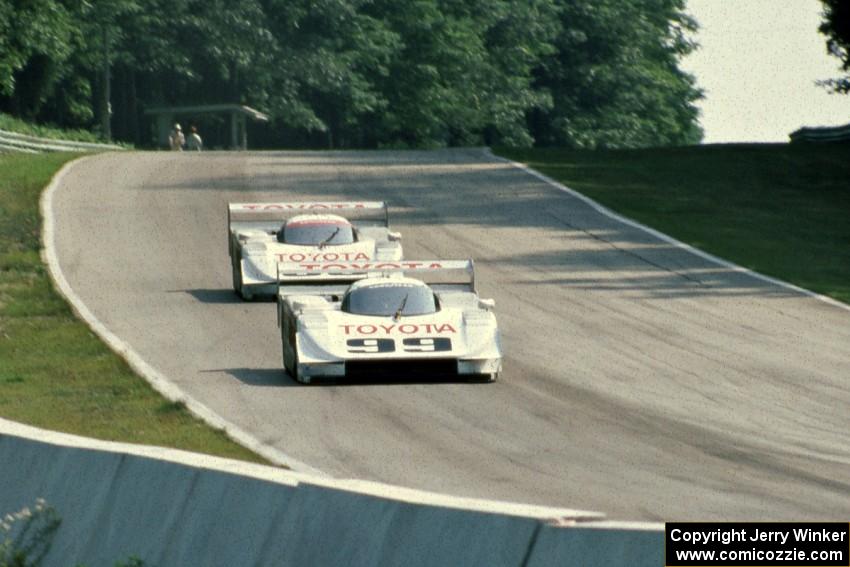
[819,0,850,93]
[0,0,703,148]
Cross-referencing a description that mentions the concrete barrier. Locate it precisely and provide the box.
[0,418,665,567]
[0,426,301,566]
[526,521,664,567]
[278,483,542,567]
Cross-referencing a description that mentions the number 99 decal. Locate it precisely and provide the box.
[402,337,452,352]
[346,338,394,353]
[346,337,453,353]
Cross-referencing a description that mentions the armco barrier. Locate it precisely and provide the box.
[789,122,850,143]
[0,418,663,566]
[0,128,125,153]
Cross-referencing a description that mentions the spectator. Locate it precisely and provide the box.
[169,123,185,151]
[187,125,203,151]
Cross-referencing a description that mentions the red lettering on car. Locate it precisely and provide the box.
[339,322,457,335]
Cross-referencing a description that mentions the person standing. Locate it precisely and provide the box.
[169,123,185,151]
[187,125,203,151]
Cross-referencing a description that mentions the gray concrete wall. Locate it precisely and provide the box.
[0,418,662,566]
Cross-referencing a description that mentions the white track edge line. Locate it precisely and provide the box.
[39,154,326,477]
[486,149,850,314]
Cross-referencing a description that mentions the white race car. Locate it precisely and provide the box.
[228,201,402,299]
[277,261,502,384]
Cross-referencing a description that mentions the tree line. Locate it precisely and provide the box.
[0,0,706,149]
[819,0,850,94]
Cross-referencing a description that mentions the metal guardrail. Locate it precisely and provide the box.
[789,122,850,143]
[0,128,125,153]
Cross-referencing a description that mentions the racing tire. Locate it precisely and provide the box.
[283,344,293,377]
[231,257,243,297]
[468,372,498,383]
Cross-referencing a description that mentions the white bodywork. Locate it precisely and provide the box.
[277,262,502,383]
[228,202,402,299]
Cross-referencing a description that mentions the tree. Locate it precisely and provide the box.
[81,0,142,139]
[261,0,401,147]
[0,0,704,148]
[819,0,850,93]
[478,0,560,146]
[530,0,703,148]
[363,0,558,148]
[0,0,76,119]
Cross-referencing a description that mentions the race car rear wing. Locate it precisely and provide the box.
[275,259,476,296]
[228,201,389,230]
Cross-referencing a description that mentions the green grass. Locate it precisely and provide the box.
[0,153,268,464]
[496,144,850,305]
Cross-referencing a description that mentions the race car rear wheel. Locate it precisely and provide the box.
[283,344,293,377]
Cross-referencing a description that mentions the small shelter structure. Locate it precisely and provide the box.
[145,104,269,150]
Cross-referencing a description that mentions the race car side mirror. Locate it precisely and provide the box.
[388,231,402,242]
[479,298,496,310]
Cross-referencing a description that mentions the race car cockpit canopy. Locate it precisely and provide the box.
[342,280,438,317]
[278,214,355,246]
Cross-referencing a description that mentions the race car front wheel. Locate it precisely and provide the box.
[468,372,498,383]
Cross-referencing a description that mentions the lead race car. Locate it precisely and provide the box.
[276,261,502,384]
[227,201,402,299]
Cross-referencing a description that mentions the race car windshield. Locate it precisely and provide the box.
[343,284,437,317]
[280,221,355,245]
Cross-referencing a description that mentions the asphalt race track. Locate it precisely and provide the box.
[51,149,850,521]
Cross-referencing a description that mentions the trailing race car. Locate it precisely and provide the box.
[227,201,402,299]
[277,261,502,384]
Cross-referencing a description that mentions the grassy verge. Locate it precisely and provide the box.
[0,153,268,464]
[496,144,850,305]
